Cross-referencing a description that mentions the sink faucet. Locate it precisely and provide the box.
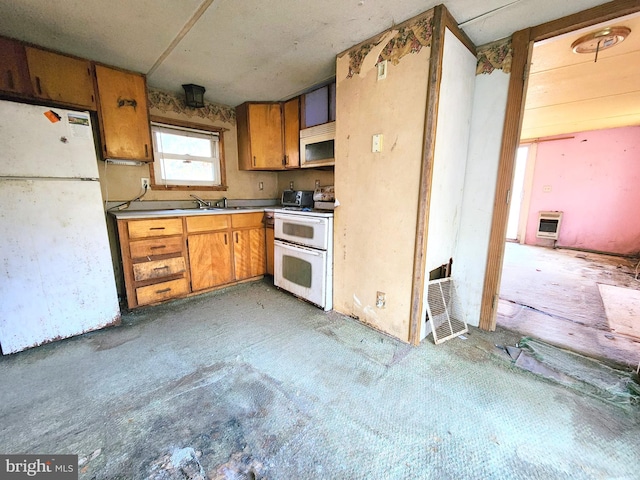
[215,197,228,208]
[190,194,211,209]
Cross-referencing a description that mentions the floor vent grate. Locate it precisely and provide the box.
[426,278,468,344]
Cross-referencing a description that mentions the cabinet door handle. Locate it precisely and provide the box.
[150,245,166,250]
[235,232,239,243]
[155,287,172,294]
[145,144,149,157]
[117,97,138,110]
[224,233,228,245]
[282,155,287,166]
[6,70,14,90]
[153,265,169,271]
[253,156,256,167]
[150,227,165,231]
[35,76,42,95]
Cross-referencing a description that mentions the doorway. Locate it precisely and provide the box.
[481,2,640,368]
[505,145,529,241]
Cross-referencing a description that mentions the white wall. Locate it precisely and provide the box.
[453,70,511,327]
[420,28,477,340]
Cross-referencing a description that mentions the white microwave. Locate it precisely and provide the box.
[300,121,335,168]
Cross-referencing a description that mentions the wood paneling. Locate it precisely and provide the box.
[188,231,233,291]
[25,47,95,108]
[521,8,640,140]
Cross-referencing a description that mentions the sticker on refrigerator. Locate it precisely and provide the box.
[44,110,61,123]
[67,112,91,138]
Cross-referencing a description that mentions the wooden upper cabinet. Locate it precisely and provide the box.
[283,97,300,169]
[25,47,95,109]
[95,64,152,161]
[237,102,287,170]
[0,37,31,96]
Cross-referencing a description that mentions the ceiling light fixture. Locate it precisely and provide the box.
[182,84,206,108]
[571,26,631,62]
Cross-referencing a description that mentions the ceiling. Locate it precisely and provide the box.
[521,10,640,140]
[0,0,615,109]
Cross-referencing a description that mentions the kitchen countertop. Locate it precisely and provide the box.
[111,207,335,220]
[110,207,266,220]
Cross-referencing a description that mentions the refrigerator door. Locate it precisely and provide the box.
[0,178,120,354]
[0,99,99,179]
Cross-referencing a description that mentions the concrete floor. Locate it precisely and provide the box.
[1,279,639,479]
[498,243,640,369]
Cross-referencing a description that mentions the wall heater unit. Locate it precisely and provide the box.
[536,211,563,240]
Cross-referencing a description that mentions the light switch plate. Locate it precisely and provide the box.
[377,60,387,80]
[372,134,383,153]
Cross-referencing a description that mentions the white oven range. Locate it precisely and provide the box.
[273,209,333,311]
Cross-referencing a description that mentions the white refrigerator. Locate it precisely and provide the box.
[0,99,120,354]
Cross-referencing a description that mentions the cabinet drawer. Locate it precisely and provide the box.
[136,278,189,306]
[133,257,186,282]
[128,218,183,239]
[186,215,230,233]
[129,236,183,258]
[231,212,264,229]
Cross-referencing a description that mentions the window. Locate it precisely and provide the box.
[150,120,227,190]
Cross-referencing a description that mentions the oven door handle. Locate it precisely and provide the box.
[276,241,322,256]
[276,214,324,224]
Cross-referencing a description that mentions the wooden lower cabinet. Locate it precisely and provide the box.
[188,231,233,291]
[233,228,266,280]
[118,212,266,308]
[118,217,189,308]
[265,227,274,275]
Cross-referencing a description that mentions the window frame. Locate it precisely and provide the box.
[149,115,228,191]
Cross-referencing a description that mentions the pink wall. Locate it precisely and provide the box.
[525,126,640,255]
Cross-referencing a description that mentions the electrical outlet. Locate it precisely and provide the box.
[376,291,386,309]
[141,178,149,189]
[258,181,264,190]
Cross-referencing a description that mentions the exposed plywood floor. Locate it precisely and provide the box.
[497,243,640,369]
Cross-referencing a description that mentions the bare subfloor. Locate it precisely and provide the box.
[1,280,639,479]
[498,243,640,368]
